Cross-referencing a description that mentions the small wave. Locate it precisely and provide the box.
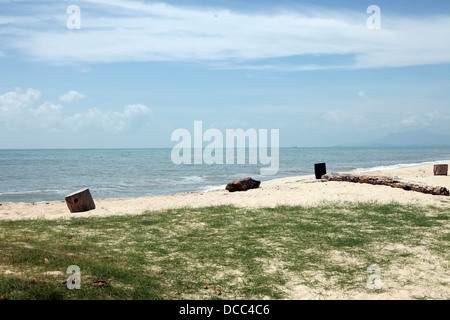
[351,159,450,173]
[180,175,206,184]
[0,189,68,196]
[200,185,226,192]
[283,169,309,174]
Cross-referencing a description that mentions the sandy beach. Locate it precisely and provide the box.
[1,162,449,221]
[1,162,449,301]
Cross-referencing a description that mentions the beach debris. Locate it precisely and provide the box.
[226,177,261,192]
[215,290,222,296]
[322,173,450,196]
[434,164,448,176]
[90,280,111,287]
[314,163,327,179]
[65,188,96,213]
[62,278,76,285]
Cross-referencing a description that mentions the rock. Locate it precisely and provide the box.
[226,177,261,192]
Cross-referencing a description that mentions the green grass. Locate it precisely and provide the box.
[0,202,448,300]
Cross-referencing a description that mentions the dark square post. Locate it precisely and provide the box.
[314,163,327,179]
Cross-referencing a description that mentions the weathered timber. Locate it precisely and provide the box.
[434,164,448,176]
[65,188,96,213]
[321,173,449,196]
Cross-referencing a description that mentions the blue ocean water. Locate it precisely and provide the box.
[0,147,449,203]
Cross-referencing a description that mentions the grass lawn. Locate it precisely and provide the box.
[0,202,448,300]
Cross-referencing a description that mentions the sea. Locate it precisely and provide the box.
[0,147,449,203]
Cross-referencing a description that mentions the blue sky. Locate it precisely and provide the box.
[1,0,450,148]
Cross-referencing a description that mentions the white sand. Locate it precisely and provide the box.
[1,162,449,220]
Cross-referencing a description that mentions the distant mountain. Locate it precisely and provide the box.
[335,130,450,147]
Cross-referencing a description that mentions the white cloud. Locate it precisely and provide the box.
[1,0,450,70]
[400,111,450,129]
[35,101,63,115]
[400,115,417,127]
[59,90,85,103]
[0,88,41,125]
[0,88,41,109]
[357,90,367,99]
[0,88,151,134]
[324,110,365,123]
[80,67,92,73]
[65,104,152,134]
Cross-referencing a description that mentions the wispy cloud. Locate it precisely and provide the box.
[1,0,449,70]
[357,90,368,99]
[323,110,365,123]
[400,111,450,129]
[59,90,85,103]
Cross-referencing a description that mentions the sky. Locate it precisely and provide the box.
[0,0,450,148]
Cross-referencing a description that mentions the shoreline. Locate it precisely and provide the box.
[1,156,450,203]
[200,159,450,193]
[0,161,449,220]
[349,159,450,173]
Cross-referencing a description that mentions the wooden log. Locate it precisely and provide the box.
[434,164,448,176]
[322,173,449,196]
[65,188,96,213]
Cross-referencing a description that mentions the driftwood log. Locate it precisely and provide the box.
[65,188,96,213]
[434,164,448,176]
[322,173,449,196]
